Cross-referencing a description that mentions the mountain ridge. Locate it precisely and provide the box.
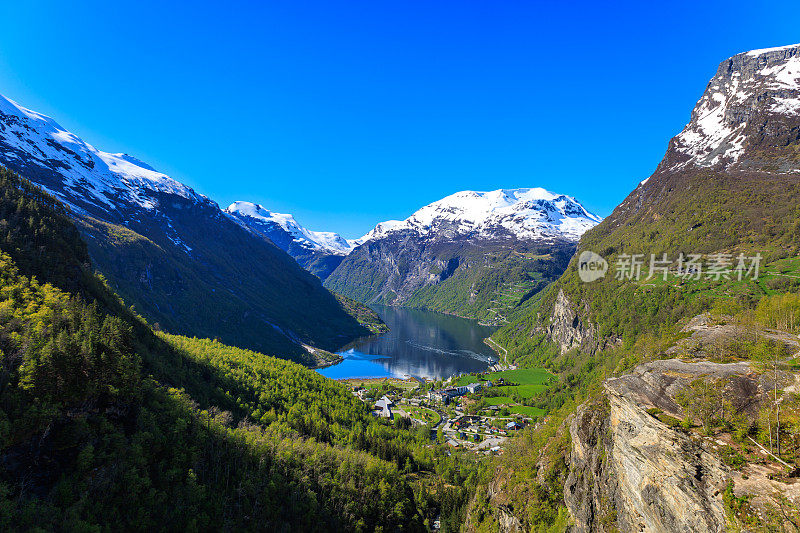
[324,188,600,321]
[0,93,373,363]
[228,187,600,281]
[357,187,601,243]
[226,201,356,255]
[471,43,800,532]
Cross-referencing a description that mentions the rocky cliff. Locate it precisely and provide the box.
[565,360,739,532]
[542,289,601,354]
[564,347,800,531]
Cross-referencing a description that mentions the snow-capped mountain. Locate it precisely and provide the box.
[602,43,800,262]
[225,201,357,279]
[226,189,600,282]
[0,95,205,222]
[226,201,355,255]
[666,43,800,172]
[0,92,371,362]
[324,188,599,319]
[358,188,601,243]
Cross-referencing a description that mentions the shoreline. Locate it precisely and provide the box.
[311,354,344,370]
[335,376,419,385]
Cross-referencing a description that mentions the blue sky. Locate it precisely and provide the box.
[0,1,798,238]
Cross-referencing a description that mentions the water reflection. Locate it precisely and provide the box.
[318,306,499,380]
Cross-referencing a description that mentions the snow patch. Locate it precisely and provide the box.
[226,201,354,254]
[672,45,800,170]
[746,43,800,57]
[0,93,206,213]
[357,188,601,243]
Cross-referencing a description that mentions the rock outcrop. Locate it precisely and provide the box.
[545,289,600,354]
[564,356,799,532]
[565,362,732,532]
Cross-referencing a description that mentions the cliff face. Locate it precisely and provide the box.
[544,289,601,354]
[564,353,800,532]
[565,360,737,532]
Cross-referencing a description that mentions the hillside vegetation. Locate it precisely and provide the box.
[326,238,574,323]
[0,168,481,531]
[466,172,800,529]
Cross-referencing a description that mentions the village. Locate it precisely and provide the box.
[344,367,553,454]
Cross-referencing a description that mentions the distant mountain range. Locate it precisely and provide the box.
[227,188,601,282]
[0,94,373,364]
[0,87,600,340]
[323,188,600,322]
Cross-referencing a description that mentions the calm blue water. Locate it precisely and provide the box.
[318,306,499,380]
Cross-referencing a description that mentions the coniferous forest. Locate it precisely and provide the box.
[0,167,481,531]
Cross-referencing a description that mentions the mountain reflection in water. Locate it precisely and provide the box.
[317,306,498,380]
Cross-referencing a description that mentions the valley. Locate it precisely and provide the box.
[1,9,800,530]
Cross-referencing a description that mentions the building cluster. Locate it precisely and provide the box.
[428,382,485,404]
[452,415,524,435]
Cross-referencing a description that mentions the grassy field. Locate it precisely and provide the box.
[484,396,515,406]
[509,405,544,417]
[402,404,441,425]
[455,367,553,399]
[454,367,553,418]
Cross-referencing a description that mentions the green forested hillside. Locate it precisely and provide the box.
[468,166,800,529]
[403,247,572,324]
[326,238,574,323]
[0,147,373,366]
[0,168,479,531]
[76,210,371,366]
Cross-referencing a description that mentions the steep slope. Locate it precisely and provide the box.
[225,201,354,279]
[0,94,370,363]
[514,43,800,355]
[0,167,465,531]
[469,44,800,532]
[325,188,600,322]
[589,43,800,259]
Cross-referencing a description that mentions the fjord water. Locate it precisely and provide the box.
[318,306,499,380]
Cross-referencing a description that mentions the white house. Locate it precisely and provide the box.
[375,396,393,419]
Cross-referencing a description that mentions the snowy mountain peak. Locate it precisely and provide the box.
[360,187,601,243]
[670,44,800,170]
[0,93,205,215]
[225,201,354,255]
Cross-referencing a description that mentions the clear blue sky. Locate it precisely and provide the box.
[0,1,798,238]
